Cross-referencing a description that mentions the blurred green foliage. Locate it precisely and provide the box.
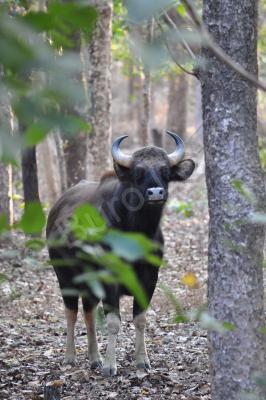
[69,204,162,308]
[0,0,95,164]
[168,199,193,217]
[160,283,235,332]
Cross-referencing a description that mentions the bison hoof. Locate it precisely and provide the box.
[102,363,117,377]
[91,359,103,370]
[63,354,76,366]
[136,360,151,371]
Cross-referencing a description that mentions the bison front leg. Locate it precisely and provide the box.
[102,312,121,377]
[83,309,102,369]
[133,311,150,370]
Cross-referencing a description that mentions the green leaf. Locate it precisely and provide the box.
[0,273,8,285]
[260,325,266,334]
[23,2,97,49]
[169,199,193,218]
[198,311,235,333]
[222,322,235,331]
[71,204,106,242]
[74,271,106,300]
[231,179,257,204]
[24,121,51,146]
[26,238,46,251]
[104,230,160,264]
[177,4,187,17]
[175,314,189,323]
[97,252,148,309]
[20,201,46,234]
[159,283,186,319]
[59,116,91,136]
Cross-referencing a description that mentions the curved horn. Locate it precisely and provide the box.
[166,131,185,166]
[111,135,133,168]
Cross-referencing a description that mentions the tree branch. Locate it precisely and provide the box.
[163,10,196,60]
[180,0,266,92]
[156,17,196,77]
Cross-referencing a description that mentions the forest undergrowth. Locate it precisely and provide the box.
[0,160,211,400]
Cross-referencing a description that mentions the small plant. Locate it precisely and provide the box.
[168,199,193,217]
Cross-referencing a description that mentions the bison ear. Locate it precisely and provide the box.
[113,162,131,181]
[170,159,195,181]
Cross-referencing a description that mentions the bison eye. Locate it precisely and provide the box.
[135,166,145,183]
[160,165,170,181]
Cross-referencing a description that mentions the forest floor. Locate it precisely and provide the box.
[0,155,211,400]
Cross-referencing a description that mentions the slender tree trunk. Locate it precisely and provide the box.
[37,135,62,204]
[165,72,188,151]
[166,72,187,138]
[201,1,266,399]
[21,146,40,204]
[86,0,113,181]
[60,30,88,188]
[0,164,10,220]
[54,131,67,193]
[63,131,87,187]
[139,20,154,147]
[0,100,12,222]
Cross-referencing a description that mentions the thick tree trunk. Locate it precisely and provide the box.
[201,1,266,399]
[86,0,112,181]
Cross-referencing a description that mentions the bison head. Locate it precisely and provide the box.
[111,132,195,209]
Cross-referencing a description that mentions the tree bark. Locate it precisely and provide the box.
[201,1,266,399]
[86,0,113,181]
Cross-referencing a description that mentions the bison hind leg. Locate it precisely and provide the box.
[82,297,102,369]
[63,296,79,365]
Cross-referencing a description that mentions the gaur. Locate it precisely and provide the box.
[46,131,195,376]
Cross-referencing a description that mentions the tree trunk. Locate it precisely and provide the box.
[166,72,187,137]
[21,146,40,204]
[37,135,62,204]
[63,132,87,187]
[0,163,10,220]
[61,30,88,188]
[0,92,12,223]
[201,1,266,399]
[86,0,113,181]
[165,72,188,151]
[54,131,67,193]
[139,20,154,147]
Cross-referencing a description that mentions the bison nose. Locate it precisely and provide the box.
[146,187,165,202]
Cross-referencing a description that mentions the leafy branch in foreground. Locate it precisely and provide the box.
[0,1,97,163]
[52,203,162,310]
[160,283,235,333]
